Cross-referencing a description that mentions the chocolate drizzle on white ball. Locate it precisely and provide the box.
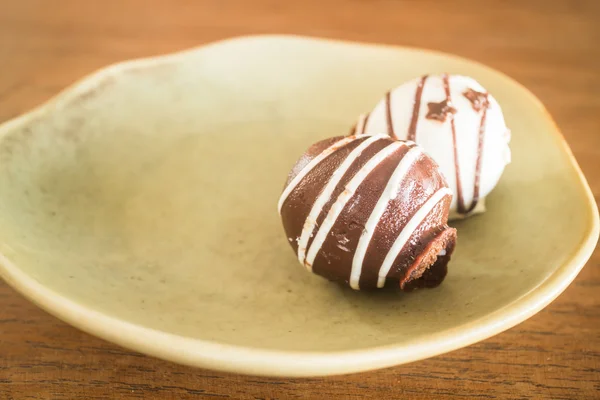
[407,75,429,141]
[279,135,457,290]
[461,86,490,213]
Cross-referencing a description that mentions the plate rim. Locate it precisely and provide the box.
[0,34,597,377]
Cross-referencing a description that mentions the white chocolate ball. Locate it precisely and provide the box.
[357,74,511,219]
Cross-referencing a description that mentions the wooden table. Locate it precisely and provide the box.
[1,1,599,398]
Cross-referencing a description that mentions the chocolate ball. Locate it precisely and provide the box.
[278,134,457,291]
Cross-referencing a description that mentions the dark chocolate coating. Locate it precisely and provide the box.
[280,135,457,290]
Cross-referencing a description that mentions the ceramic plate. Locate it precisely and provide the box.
[0,35,597,377]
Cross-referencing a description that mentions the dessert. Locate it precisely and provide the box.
[353,74,511,219]
[278,134,457,290]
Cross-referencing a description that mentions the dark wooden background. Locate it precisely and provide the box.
[1,1,599,398]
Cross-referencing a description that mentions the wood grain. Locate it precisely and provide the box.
[0,0,599,398]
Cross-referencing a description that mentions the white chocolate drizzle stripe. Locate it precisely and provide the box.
[349,146,423,289]
[297,135,388,267]
[304,141,405,270]
[376,187,452,288]
[278,135,369,214]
